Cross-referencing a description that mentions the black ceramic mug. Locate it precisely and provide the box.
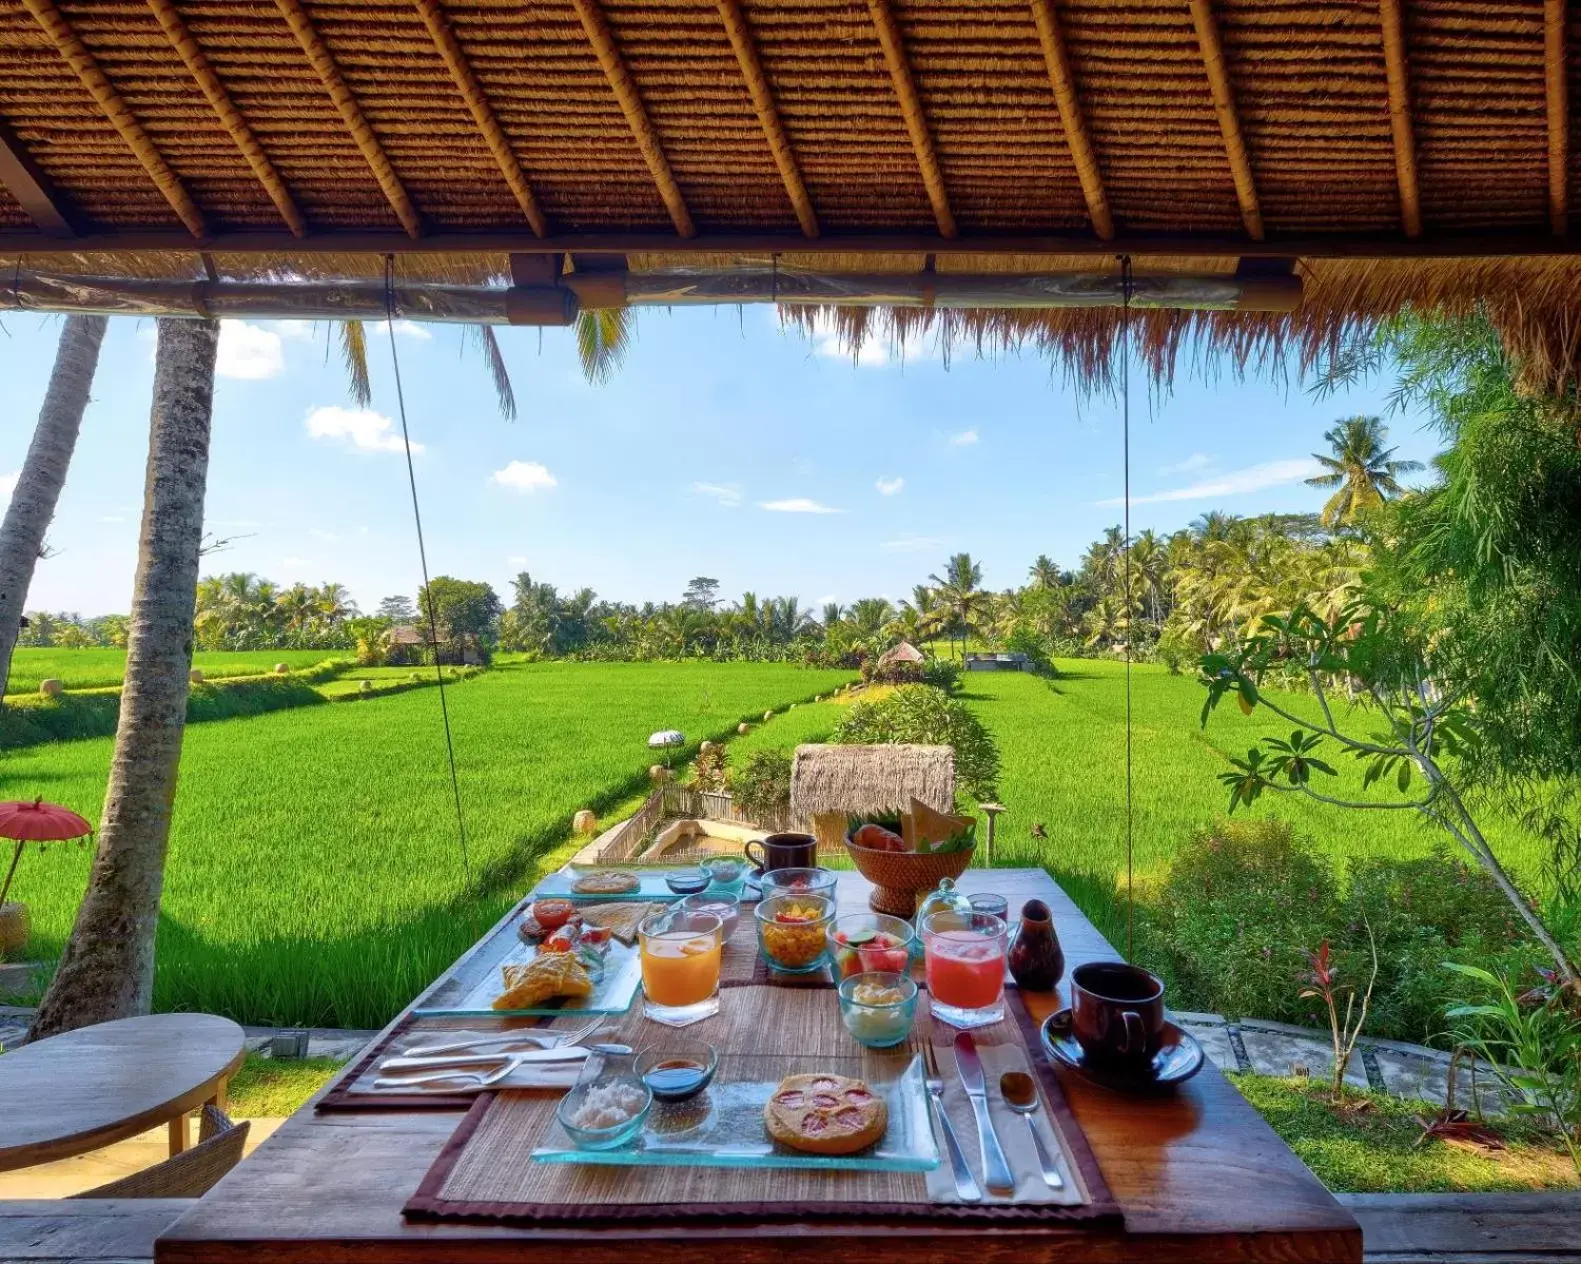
[744,832,817,875]
[1069,961,1166,1067]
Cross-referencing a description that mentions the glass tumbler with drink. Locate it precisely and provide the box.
[922,909,1008,1028]
[638,908,723,1027]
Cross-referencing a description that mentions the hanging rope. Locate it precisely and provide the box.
[1119,253,1135,961]
[383,254,473,890]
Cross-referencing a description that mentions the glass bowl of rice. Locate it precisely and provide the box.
[555,1074,652,1151]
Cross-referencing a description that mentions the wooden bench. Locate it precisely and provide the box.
[0,1199,189,1262]
[1342,1192,1581,1261]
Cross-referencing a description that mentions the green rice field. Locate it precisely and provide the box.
[5,648,339,695]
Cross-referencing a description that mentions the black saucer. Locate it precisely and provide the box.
[1039,1009,1205,1092]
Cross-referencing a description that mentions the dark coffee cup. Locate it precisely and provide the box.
[744,832,817,876]
[1070,961,1166,1068]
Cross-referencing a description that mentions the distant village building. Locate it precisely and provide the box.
[875,641,926,669]
[964,652,1030,672]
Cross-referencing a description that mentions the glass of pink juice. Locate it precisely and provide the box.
[922,910,1008,1028]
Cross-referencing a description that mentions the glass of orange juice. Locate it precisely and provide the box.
[639,908,724,1027]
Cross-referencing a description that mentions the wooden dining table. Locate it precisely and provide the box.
[154,868,1361,1262]
[0,1012,245,1172]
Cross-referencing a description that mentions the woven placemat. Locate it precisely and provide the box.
[404,984,1119,1226]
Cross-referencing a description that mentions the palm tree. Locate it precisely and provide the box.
[30,317,220,1038]
[928,552,989,659]
[0,315,108,698]
[575,308,634,384]
[1028,554,1062,590]
[1306,415,1423,526]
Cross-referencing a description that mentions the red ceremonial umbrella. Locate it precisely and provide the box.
[0,798,93,907]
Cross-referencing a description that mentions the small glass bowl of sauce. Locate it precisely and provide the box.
[636,1042,719,1102]
[664,868,711,895]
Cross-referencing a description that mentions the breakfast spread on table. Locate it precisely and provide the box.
[764,1073,888,1155]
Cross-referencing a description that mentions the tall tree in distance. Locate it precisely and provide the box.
[1306,416,1423,527]
[377,594,416,622]
[30,317,219,1039]
[0,315,108,699]
[928,552,988,658]
[682,577,721,611]
[1028,554,1062,590]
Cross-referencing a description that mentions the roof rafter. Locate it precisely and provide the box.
[566,0,695,238]
[19,0,205,237]
[864,0,956,239]
[0,118,74,236]
[1377,0,1423,238]
[1027,0,1111,240]
[272,0,423,239]
[412,0,548,237]
[1187,0,1263,240]
[1546,0,1568,236]
[715,0,817,238]
[146,0,305,238]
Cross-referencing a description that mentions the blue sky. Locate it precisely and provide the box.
[0,306,1437,617]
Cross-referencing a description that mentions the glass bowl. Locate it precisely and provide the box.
[664,868,711,895]
[837,971,920,1048]
[679,891,740,940]
[759,866,837,901]
[702,855,746,888]
[828,912,918,981]
[635,1041,719,1102]
[755,893,835,974]
[555,1075,652,1151]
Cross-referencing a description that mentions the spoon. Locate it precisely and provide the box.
[999,1070,1064,1190]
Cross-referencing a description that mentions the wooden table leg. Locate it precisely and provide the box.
[209,1077,228,1113]
[168,1113,189,1157]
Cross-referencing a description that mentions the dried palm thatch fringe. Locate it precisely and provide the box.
[790,743,956,819]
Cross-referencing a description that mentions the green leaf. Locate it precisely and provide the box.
[1441,961,1500,984]
[1395,760,1412,793]
[1443,1004,1504,1019]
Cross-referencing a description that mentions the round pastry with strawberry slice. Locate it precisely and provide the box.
[764,1073,887,1155]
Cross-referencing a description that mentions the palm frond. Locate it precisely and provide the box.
[339,320,372,406]
[469,324,517,420]
[576,308,633,384]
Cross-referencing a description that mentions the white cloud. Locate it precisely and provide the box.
[270,320,316,341]
[0,471,16,503]
[693,481,743,508]
[492,460,557,493]
[1098,457,1322,507]
[217,320,284,380]
[508,555,530,567]
[1161,452,1214,474]
[949,428,979,447]
[761,497,841,514]
[875,476,904,496]
[372,319,432,341]
[279,556,313,569]
[305,405,422,455]
[817,593,838,605]
[881,534,946,553]
[310,528,340,542]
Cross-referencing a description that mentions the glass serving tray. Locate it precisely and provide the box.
[532,867,717,903]
[533,1052,939,1172]
[415,936,643,1018]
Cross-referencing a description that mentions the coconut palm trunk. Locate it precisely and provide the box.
[0,315,108,699]
[29,318,218,1039]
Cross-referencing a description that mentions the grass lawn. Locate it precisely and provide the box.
[228,1053,346,1118]
[3,660,852,1027]
[5,648,339,695]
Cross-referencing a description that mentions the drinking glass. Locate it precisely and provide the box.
[638,909,723,1027]
[922,909,1008,1029]
[968,893,1009,921]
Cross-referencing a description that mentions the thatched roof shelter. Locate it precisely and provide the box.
[876,641,925,668]
[3,1,1581,383]
[790,743,954,819]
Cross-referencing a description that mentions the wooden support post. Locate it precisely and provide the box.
[0,121,73,237]
[1546,0,1568,236]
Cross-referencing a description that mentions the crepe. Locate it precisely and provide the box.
[578,901,658,945]
[571,869,640,895]
[494,951,594,1010]
[908,796,976,853]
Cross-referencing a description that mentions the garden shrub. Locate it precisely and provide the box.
[862,659,924,685]
[921,658,963,693]
[1002,628,1054,675]
[691,744,729,792]
[730,748,792,820]
[831,684,1000,802]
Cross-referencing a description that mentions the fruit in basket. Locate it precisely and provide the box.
[765,1073,887,1155]
[852,822,905,852]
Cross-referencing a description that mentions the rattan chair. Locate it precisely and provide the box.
[70,1104,250,1199]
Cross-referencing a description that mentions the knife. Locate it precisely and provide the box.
[952,1032,1016,1195]
[380,1046,591,1072]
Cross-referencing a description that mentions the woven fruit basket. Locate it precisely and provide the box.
[843,839,975,917]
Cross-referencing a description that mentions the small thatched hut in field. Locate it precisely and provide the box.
[876,642,926,669]
[791,744,955,855]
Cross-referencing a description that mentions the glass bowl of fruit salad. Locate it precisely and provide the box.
[828,912,917,981]
[837,971,919,1047]
[755,893,835,974]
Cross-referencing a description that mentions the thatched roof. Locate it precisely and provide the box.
[876,641,925,667]
[790,743,954,818]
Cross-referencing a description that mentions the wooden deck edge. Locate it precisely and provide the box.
[1342,1191,1581,1261]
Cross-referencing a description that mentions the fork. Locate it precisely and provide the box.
[922,1038,983,1202]
[404,1015,603,1060]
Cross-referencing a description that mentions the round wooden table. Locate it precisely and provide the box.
[0,1012,246,1172]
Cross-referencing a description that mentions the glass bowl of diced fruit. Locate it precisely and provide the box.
[755,893,835,974]
[827,912,917,982]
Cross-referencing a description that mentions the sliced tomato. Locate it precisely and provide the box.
[542,925,579,954]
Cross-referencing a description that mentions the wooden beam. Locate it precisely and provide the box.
[19,0,205,237]
[1187,0,1263,240]
[715,0,818,238]
[1378,0,1422,238]
[146,0,305,238]
[1027,0,1112,240]
[272,0,422,239]
[566,0,695,238]
[1546,0,1568,236]
[0,119,73,236]
[412,0,548,237]
[6,226,1580,260]
[864,0,956,239]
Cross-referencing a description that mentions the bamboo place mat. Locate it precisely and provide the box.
[404,984,1119,1227]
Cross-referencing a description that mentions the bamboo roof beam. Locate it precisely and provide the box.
[412,0,548,237]
[715,0,817,238]
[864,0,956,239]
[1378,0,1422,238]
[0,119,73,237]
[567,0,695,238]
[272,0,423,239]
[1546,0,1568,236]
[19,0,205,237]
[1187,0,1263,240]
[146,0,305,238]
[1027,0,1111,240]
